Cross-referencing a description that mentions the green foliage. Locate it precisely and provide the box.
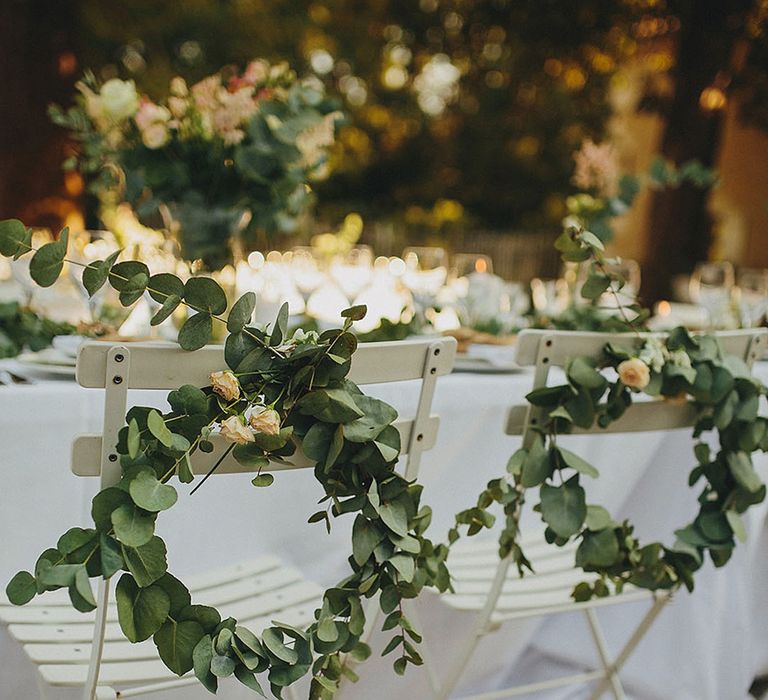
[0,301,75,359]
[3,218,450,697]
[450,227,767,603]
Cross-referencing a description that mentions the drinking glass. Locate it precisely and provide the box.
[689,261,736,328]
[531,277,571,318]
[736,268,768,328]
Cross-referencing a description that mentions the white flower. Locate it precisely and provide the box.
[292,328,319,345]
[249,407,281,436]
[210,370,241,401]
[668,349,692,369]
[170,76,188,97]
[296,111,343,171]
[141,122,170,149]
[617,358,651,390]
[639,338,667,373]
[99,79,139,122]
[76,81,105,122]
[219,415,254,444]
[168,96,188,119]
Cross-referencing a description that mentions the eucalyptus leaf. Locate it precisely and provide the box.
[227,292,256,333]
[29,228,69,287]
[178,312,213,351]
[82,250,121,296]
[116,574,170,643]
[540,478,586,539]
[184,277,227,315]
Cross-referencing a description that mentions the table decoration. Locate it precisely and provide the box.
[450,224,767,602]
[566,138,717,244]
[50,61,344,270]
[0,217,450,699]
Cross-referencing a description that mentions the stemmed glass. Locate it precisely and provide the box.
[401,247,448,318]
[290,246,327,303]
[330,246,374,302]
[531,277,571,318]
[736,268,768,328]
[689,261,736,329]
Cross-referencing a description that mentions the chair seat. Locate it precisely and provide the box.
[0,554,323,688]
[441,532,654,621]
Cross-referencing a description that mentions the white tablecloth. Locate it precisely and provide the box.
[1,366,767,700]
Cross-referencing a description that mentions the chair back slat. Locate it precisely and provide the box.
[509,328,767,439]
[72,337,456,479]
[514,328,766,368]
[72,416,440,477]
[76,338,456,390]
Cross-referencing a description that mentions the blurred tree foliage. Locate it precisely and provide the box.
[69,0,767,235]
[70,0,641,230]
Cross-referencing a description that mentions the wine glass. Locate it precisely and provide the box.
[330,246,374,302]
[531,277,571,318]
[401,247,448,317]
[290,246,327,302]
[689,261,736,328]
[736,268,768,328]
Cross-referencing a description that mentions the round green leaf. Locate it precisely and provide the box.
[82,250,121,297]
[227,292,256,333]
[6,571,36,605]
[148,273,185,304]
[109,261,150,292]
[129,470,178,512]
[251,473,275,488]
[29,229,69,287]
[178,312,213,351]
[184,277,227,315]
[111,504,155,547]
[0,219,30,257]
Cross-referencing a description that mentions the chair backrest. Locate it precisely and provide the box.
[72,337,457,489]
[507,328,767,445]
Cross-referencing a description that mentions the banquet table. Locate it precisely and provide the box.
[1,360,767,700]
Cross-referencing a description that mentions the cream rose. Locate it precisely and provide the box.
[210,370,241,401]
[135,101,171,131]
[141,122,170,149]
[249,407,281,436]
[99,79,139,121]
[170,76,188,97]
[617,357,651,390]
[219,415,254,445]
[76,82,104,122]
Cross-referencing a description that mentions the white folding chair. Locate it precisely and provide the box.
[434,327,767,700]
[0,336,456,699]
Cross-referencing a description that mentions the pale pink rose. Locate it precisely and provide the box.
[210,370,241,401]
[243,59,269,86]
[220,415,254,445]
[135,101,171,131]
[141,122,170,149]
[617,358,650,390]
[572,138,620,197]
[249,407,281,436]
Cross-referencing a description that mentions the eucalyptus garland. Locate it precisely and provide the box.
[450,227,768,600]
[1,218,450,698]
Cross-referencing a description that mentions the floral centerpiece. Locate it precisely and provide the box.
[51,61,344,270]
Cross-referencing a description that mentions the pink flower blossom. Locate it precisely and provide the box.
[572,138,620,197]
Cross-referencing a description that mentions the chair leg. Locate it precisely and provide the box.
[584,608,626,700]
[587,593,670,700]
[436,557,513,700]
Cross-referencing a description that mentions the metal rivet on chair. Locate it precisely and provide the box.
[416,433,424,441]
[115,354,124,363]
[434,348,441,356]
[545,340,552,347]
[108,454,118,462]
[113,376,123,384]
[430,367,437,374]
[542,357,549,364]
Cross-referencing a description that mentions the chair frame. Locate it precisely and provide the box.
[4,337,456,700]
[432,327,767,700]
